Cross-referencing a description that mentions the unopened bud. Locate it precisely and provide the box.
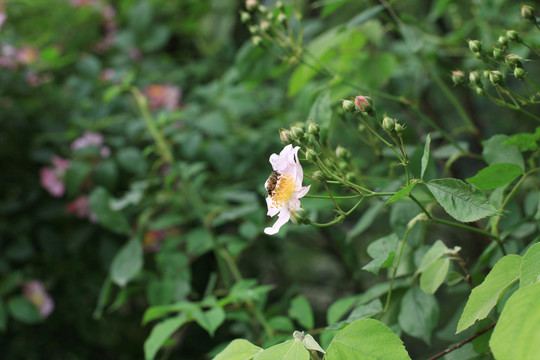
[335,146,350,160]
[514,67,526,79]
[469,71,481,85]
[468,39,482,53]
[276,1,284,9]
[451,70,466,85]
[489,71,504,86]
[481,70,490,79]
[308,122,320,137]
[292,209,309,224]
[497,35,508,46]
[240,11,251,23]
[394,123,405,133]
[252,36,262,46]
[382,116,396,132]
[312,170,325,182]
[345,173,356,182]
[257,4,267,12]
[505,54,523,69]
[291,125,304,140]
[354,95,372,112]
[492,47,503,59]
[506,30,519,42]
[342,99,355,112]
[248,25,258,34]
[260,20,270,32]
[305,148,318,162]
[521,5,535,22]
[277,13,287,23]
[246,0,257,11]
[280,129,293,144]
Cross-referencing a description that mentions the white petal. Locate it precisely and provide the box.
[266,196,281,216]
[292,146,304,186]
[296,185,311,199]
[264,207,291,235]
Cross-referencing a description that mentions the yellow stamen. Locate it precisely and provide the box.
[270,174,295,208]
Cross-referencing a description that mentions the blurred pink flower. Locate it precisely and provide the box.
[16,46,39,65]
[0,44,17,69]
[66,195,98,222]
[23,281,54,319]
[143,84,181,111]
[128,48,142,61]
[70,0,96,7]
[71,131,110,158]
[0,10,7,31]
[40,156,71,197]
[99,68,115,82]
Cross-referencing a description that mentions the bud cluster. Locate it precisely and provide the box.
[242,0,289,48]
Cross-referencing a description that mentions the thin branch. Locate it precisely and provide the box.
[427,322,496,360]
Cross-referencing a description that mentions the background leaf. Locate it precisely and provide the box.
[421,133,431,179]
[110,237,143,287]
[362,234,398,275]
[466,163,522,190]
[89,187,131,234]
[520,243,540,288]
[213,339,263,360]
[144,315,187,360]
[288,295,314,330]
[420,257,450,294]
[398,287,439,344]
[482,135,524,170]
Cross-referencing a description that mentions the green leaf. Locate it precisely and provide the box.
[362,234,398,275]
[110,237,143,287]
[417,240,449,273]
[466,163,522,190]
[347,201,384,239]
[420,258,450,294]
[490,282,540,360]
[456,254,522,333]
[426,178,499,222]
[327,299,383,329]
[308,90,332,143]
[482,134,524,171]
[520,243,540,288]
[117,147,147,175]
[0,300,7,331]
[192,304,226,336]
[254,339,309,360]
[213,339,263,360]
[327,296,358,325]
[7,296,41,324]
[94,159,118,190]
[398,287,439,344]
[144,315,187,360]
[421,133,431,179]
[289,295,314,330]
[325,319,411,360]
[301,334,325,354]
[503,127,540,151]
[64,161,92,197]
[89,187,131,234]
[346,5,385,28]
[386,181,418,204]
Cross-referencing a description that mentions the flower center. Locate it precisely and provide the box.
[270,174,295,208]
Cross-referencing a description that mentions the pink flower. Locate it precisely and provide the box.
[354,95,372,112]
[66,195,98,222]
[70,0,96,7]
[23,281,54,319]
[40,156,71,197]
[264,145,310,235]
[15,46,39,65]
[0,10,7,31]
[71,131,110,158]
[143,84,181,111]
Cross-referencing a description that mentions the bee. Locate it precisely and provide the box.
[265,170,280,197]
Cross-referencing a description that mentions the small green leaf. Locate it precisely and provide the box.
[254,339,309,360]
[7,296,41,324]
[421,134,431,179]
[144,315,187,360]
[302,334,325,354]
[503,127,540,151]
[420,258,450,294]
[520,243,540,288]
[325,319,411,360]
[89,187,131,234]
[193,305,226,336]
[347,201,384,239]
[417,240,449,273]
[327,299,383,329]
[398,287,439,344]
[289,295,314,330]
[110,237,143,287]
[117,147,147,175]
[483,135,524,170]
[362,234,398,275]
[490,282,540,360]
[327,296,357,325]
[456,254,521,333]
[466,163,522,190]
[426,178,498,222]
[213,339,263,360]
[386,181,418,204]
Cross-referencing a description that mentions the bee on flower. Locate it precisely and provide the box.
[264,144,310,235]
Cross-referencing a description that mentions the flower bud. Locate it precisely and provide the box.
[291,208,309,224]
[277,13,287,23]
[394,123,405,133]
[305,148,318,162]
[451,70,466,85]
[312,170,325,182]
[489,71,504,86]
[260,20,270,32]
[342,99,355,112]
[481,70,490,79]
[492,47,503,59]
[335,145,350,160]
[468,39,482,53]
[308,122,320,137]
[257,4,267,13]
[280,129,293,144]
[521,5,535,22]
[240,11,251,23]
[291,125,304,140]
[252,36,262,46]
[246,0,257,11]
[354,95,372,112]
[505,54,523,69]
[469,71,481,86]
[514,67,526,79]
[506,30,519,42]
[497,35,508,46]
[382,116,396,132]
[248,25,258,34]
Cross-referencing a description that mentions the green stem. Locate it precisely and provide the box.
[310,199,364,227]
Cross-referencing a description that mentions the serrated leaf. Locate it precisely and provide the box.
[325,319,411,360]
[254,339,309,360]
[386,181,418,204]
[110,237,143,287]
[504,127,540,151]
[144,315,187,360]
[466,163,522,190]
[490,282,540,360]
[213,339,263,360]
[421,133,431,179]
[483,135,524,170]
[420,258,450,294]
[426,178,498,222]
[520,243,540,288]
[456,254,521,333]
[362,234,398,275]
[289,295,314,330]
[398,287,439,345]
